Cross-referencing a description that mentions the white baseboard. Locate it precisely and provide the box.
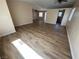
[66,26,75,59]
[0,30,16,37]
[15,21,33,27]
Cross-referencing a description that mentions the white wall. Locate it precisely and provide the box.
[45,8,72,26]
[66,5,79,59]
[7,0,33,26]
[66,1,79,59]
[45,9,58,24]
[61,8,72,26]
[0,0,16,37]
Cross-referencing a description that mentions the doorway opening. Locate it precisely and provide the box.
[32,9,38,23]
[32,9,46,24]
[38,11,45,23]
[56,9,65,25]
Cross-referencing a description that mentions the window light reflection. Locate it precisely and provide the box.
[11,39,43,59]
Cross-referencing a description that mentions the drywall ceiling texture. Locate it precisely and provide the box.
[7,0,75,9]
[7,1,33,26]
[75,0,79,7]
[0,0,16,37]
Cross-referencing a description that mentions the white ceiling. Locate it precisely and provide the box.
[7,0,75,9]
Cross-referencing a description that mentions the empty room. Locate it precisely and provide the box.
[0,0,79,59]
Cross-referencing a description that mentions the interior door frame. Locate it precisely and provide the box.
[56,9,65,25]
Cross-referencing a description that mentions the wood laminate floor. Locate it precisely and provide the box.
[0,23,72,59]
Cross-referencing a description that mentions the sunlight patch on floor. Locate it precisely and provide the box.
[11,39,43,59]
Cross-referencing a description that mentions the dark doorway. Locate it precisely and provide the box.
[56,9,65,25]
[32,9,46,24]
[38,11,45,23]
[32,9,38,23]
